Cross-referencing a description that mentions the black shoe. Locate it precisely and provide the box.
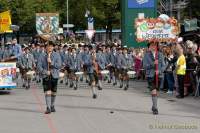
[39,79,41,83]
[113,82,117,86]
[45,108,51,114]
[25,86,29,90]
[69,83,73,88]
[60,80,63,84]
[93,94,97,99]
[120,85,123,88]
[86,80,89,83]
[65,82,68,86]
[74,86,77,90]
[51,106,56,112]
[152,107,159,115]
[22,84,26,88]
[124,86,128,91]
[88,82,91,86]
[36,81,39,83]
[176,95,184,99]
[108,80,111,83]
[98,86,102,90]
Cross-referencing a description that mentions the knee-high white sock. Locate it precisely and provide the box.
[45,95,51,109]
[152,95,158,109]
[98,80,102,88]
[92,86,97,95]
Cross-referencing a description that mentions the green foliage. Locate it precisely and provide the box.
[0,0,120,34]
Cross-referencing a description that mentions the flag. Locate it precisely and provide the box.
[0,11,12,33]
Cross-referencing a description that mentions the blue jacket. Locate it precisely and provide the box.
[68,54,81,71]
[18,53,35,70]
[84,54,95,74]
[11,44,22,59]
[96,51,107,70]
[110,52,118,67]
[32,49,41,63]
[143,51,165,78]
[37,52,62,79]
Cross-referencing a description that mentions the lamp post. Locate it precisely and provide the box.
[67,0,69,33]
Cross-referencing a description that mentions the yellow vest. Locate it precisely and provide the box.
[176,55,186,75]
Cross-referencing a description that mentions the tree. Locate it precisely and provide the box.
[91,0,120,41]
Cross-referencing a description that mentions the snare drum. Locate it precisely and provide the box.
[100,70,110,75]
[127,71,136,79]
[26,71,35,79]
[75,72,84,77]
[59,72,65,78]
[16,68,20,73]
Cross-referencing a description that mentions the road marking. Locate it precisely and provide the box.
[31,84,58,133]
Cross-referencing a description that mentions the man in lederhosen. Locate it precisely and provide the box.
[143,43,165,115]
[18,47,36,89]
[82,45,90,83]
[117,48,124,88]
[96,47,107,90]
[110,45,118,86]
[60,45,70,85]
[68,47,81,90]
[84,46,98,99]
[121,47,134,90]
[37,42,62,114]
[32,43,42,83]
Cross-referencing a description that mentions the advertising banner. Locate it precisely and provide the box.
[0,63,16,88]
[135,17,179,42]
[128,0,155,8]
[0,10,12,33]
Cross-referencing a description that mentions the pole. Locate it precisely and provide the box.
[67,0,69,33]
[155,44,159,89]
[170,0,173,17]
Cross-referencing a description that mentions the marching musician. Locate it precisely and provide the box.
[122,47,134,90]
[143,43,165,115]
[60,45,70,85]
[96,47,107,90]
[84,46,98,99]
[10,38,22,61]
[33,43,42,83]
[110,45,118,86]
[105,46,112,83]
[117,48,124,89]
[82,45,90,84]
[18,47,36,89]
[68,47,81,90]
[37,42,62,114]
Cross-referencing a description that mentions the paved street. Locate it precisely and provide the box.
[0,80,200,133]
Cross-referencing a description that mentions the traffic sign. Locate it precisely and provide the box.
[63,24,74,28]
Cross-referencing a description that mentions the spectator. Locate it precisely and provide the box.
[176,44,186,99]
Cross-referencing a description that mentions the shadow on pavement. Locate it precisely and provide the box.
[0,91,11,95]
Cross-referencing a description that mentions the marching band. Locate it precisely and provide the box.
[0,38,138,114]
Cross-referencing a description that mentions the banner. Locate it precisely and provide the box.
[184,18,199,32]
[128,0,155,8]
[88,17,94,30]
[36,13,59,35]
[0,11,12,33]
[0,63,16,88]
[135,17,179,42]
